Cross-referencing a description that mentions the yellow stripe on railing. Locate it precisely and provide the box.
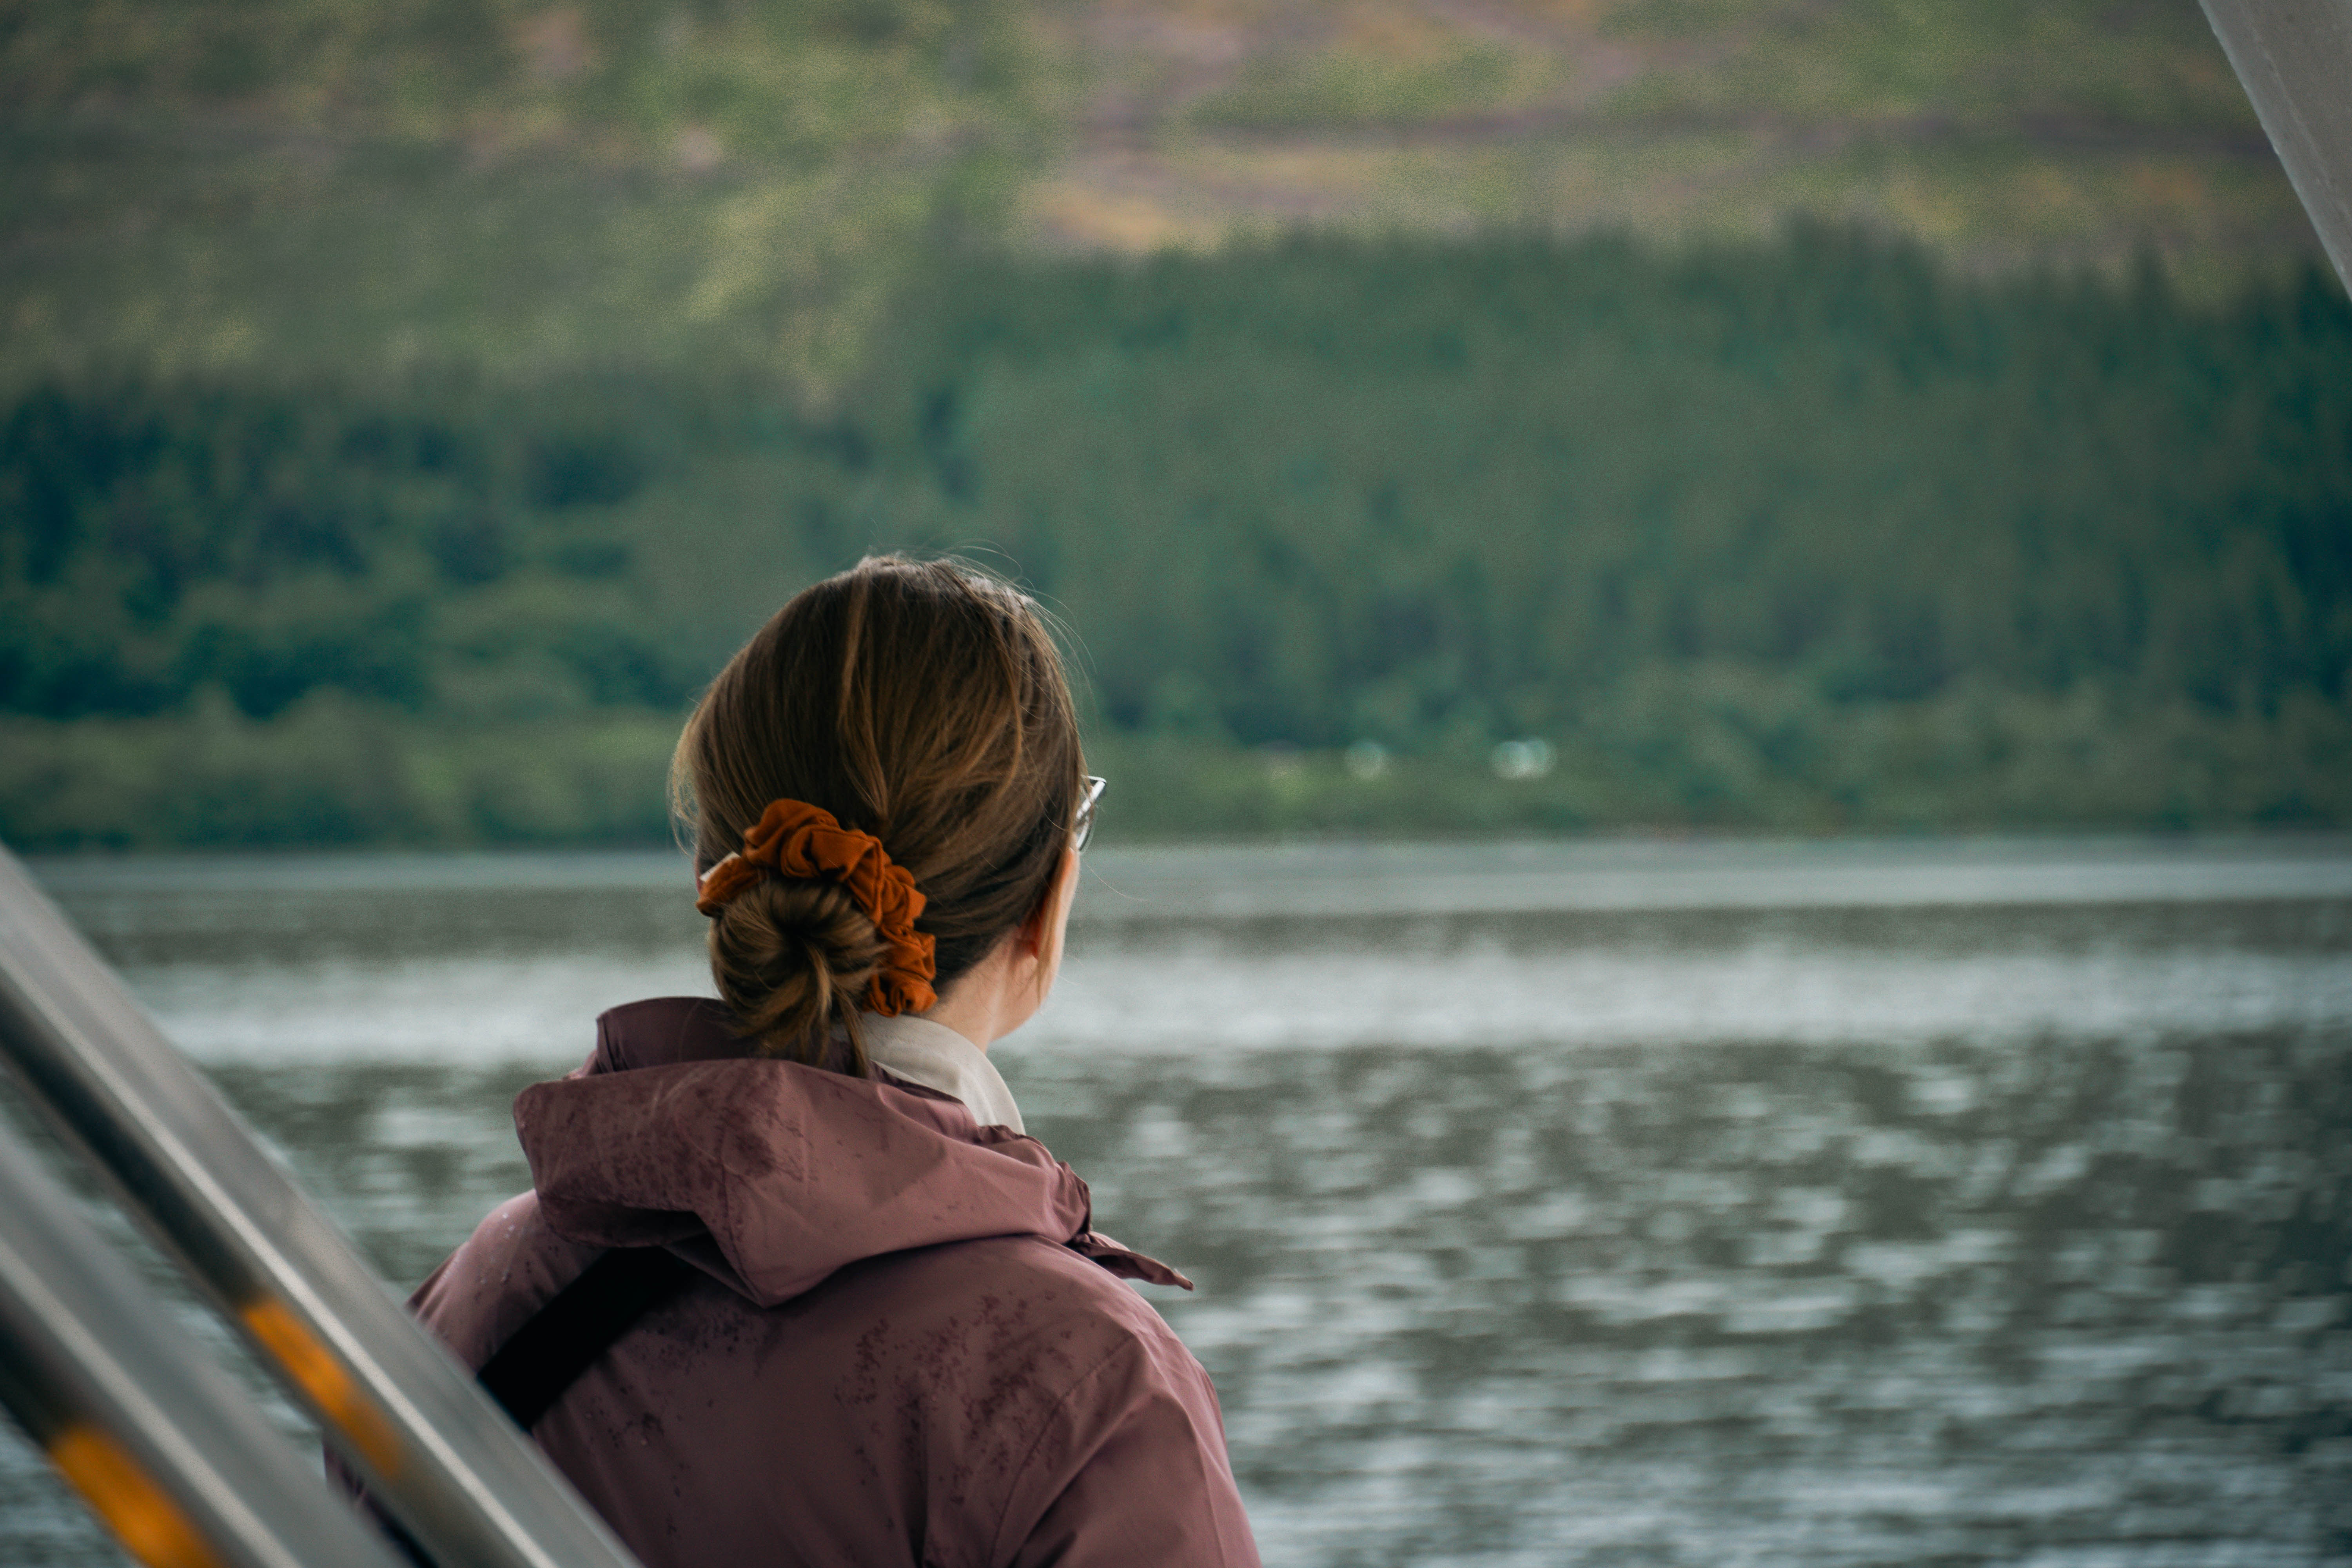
[239,1298,404,1479]
[48,1423,224,1568]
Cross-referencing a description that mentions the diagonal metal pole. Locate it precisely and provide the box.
[2200,0,2352,294]
[0,845,643,1568]
[0,1124,412,1568]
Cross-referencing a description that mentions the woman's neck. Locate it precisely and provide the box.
[916,847,1078,1052]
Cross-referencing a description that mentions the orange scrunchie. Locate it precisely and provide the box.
[694,799,938,1016]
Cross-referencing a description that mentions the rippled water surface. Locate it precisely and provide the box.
[6,840,2351,1565]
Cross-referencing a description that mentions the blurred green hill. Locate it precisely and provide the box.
[1022,0,2315,280]
[1,0,2345,846]
[0,0,2323,386]
[5,230,2347,845]
[1,0,1046,384]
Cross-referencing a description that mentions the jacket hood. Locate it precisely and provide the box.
[514,998,1185,1307]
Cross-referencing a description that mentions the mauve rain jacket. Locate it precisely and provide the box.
[401,997,1260,1568]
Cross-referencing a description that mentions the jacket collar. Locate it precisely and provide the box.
[852,1011,1025,1132]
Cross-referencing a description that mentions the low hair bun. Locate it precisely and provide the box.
[706,876,888,1069]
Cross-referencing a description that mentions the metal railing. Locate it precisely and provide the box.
[0,1123,410,1568]
[0,846,643,1568]
[2199,0,2352,293]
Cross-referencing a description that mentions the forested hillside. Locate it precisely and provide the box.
[3,0,2341,844]
[0,0,2320,387]
[0,0,1044,385]
[5,230,2347,844]
[1027,0,2312,274]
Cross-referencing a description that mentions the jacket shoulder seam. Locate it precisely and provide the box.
[983,1334,1147,1566]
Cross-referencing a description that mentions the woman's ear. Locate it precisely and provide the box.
[1014,846,1080,958]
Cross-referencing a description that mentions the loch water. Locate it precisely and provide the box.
[5,839,2350,1566]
